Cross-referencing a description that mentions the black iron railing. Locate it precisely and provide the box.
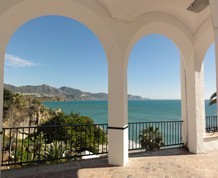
[1,121,184,167]
[206,115,218,133]
[2,116,218,167]
[128,121,183,150]
[1,124,108,166]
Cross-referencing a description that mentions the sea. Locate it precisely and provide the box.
[43,100,217,124]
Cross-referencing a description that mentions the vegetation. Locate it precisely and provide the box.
[8,112,107,165]
[34,112,107,153]
[139,127,164,151]
[209,92,216,106]
[3,88,55,128]
[2,89,108,166]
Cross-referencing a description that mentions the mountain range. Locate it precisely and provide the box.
[4,84,149,101]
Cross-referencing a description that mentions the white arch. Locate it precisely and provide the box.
[0,0,135,166]
[125,12,196,149]
[194,17,214,71]
[124,12,193,70]
[0,0,118,63]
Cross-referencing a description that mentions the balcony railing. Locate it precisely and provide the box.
[128,121,183,150]
[1,121,183,167]
[1,124,108,166]
[206,115,218,133]
[2,116,218,167]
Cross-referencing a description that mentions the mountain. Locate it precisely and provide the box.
[4,84,64,98]
[4,84,149,101]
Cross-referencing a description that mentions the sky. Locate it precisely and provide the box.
[4,15,216,99]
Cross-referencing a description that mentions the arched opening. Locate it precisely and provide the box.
[128,34,182,150]
[2,15,108,166]
[4,15,108,123]
[203,43,216,132]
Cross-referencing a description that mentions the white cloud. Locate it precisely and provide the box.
[5,53,40,68]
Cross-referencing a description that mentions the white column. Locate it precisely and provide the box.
[108,57,128,166]
[209,0,218,114]
[180,57,188,145]
[185,51,205,153]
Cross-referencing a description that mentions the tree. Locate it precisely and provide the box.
[209,92,216,106]
[3,91,28,127]
[3,89,54,127]
[33,112,107,156]
[36,113,70,144]
[3,89,13,118]
[68,113,107,154]
[139,127,164,151]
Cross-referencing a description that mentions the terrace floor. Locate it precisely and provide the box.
[2,147,218,178]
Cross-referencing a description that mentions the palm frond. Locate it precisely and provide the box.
[209,98,217,106]
[210,92,216,101]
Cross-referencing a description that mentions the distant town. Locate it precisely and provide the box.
[4,83,149,102]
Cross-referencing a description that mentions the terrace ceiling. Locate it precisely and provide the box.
[0,0,212,34]
[97,0,211,33]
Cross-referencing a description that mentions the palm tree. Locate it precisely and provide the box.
[139,127,164,151]
[209,92,216,106]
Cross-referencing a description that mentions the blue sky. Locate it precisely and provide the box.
[4,16,216,99]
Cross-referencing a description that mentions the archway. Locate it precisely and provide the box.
[4,15,108,122]
[203,44,216,132]
[204,44,216,112]
[0,12,107,167]
[128,34,182,150]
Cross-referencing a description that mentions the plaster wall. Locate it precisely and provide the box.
[200,0,218,153]
[201,28,218,152]
[108,128,128,165]
[180,56,188,145]
[184,51,205,153]
[203,135,218,152]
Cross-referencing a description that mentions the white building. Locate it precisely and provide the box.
[0,0,218,168]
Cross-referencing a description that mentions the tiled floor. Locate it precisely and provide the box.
[2,148,218,178]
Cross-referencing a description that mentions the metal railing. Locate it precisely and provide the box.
[1,121,183,167]
[1,124,108,166]
[2,116,218,167]
[128,121,183,150]
[206,115,218,133]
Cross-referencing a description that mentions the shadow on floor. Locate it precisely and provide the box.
[1,147,190,178]
[129,146,191,158]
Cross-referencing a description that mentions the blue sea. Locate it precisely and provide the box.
[43,100,217,124]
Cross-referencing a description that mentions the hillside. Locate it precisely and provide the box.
[4,84,149,101]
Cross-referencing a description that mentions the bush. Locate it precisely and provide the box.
[139,127,164,151]
[32,112,107,155]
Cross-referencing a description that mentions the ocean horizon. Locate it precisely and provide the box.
[43,100,217,124]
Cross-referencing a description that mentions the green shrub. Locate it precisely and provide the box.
[139,127,164,151]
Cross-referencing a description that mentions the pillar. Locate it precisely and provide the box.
[108,56,128,166]
[185,50,205,153]
[180,56,188,145]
